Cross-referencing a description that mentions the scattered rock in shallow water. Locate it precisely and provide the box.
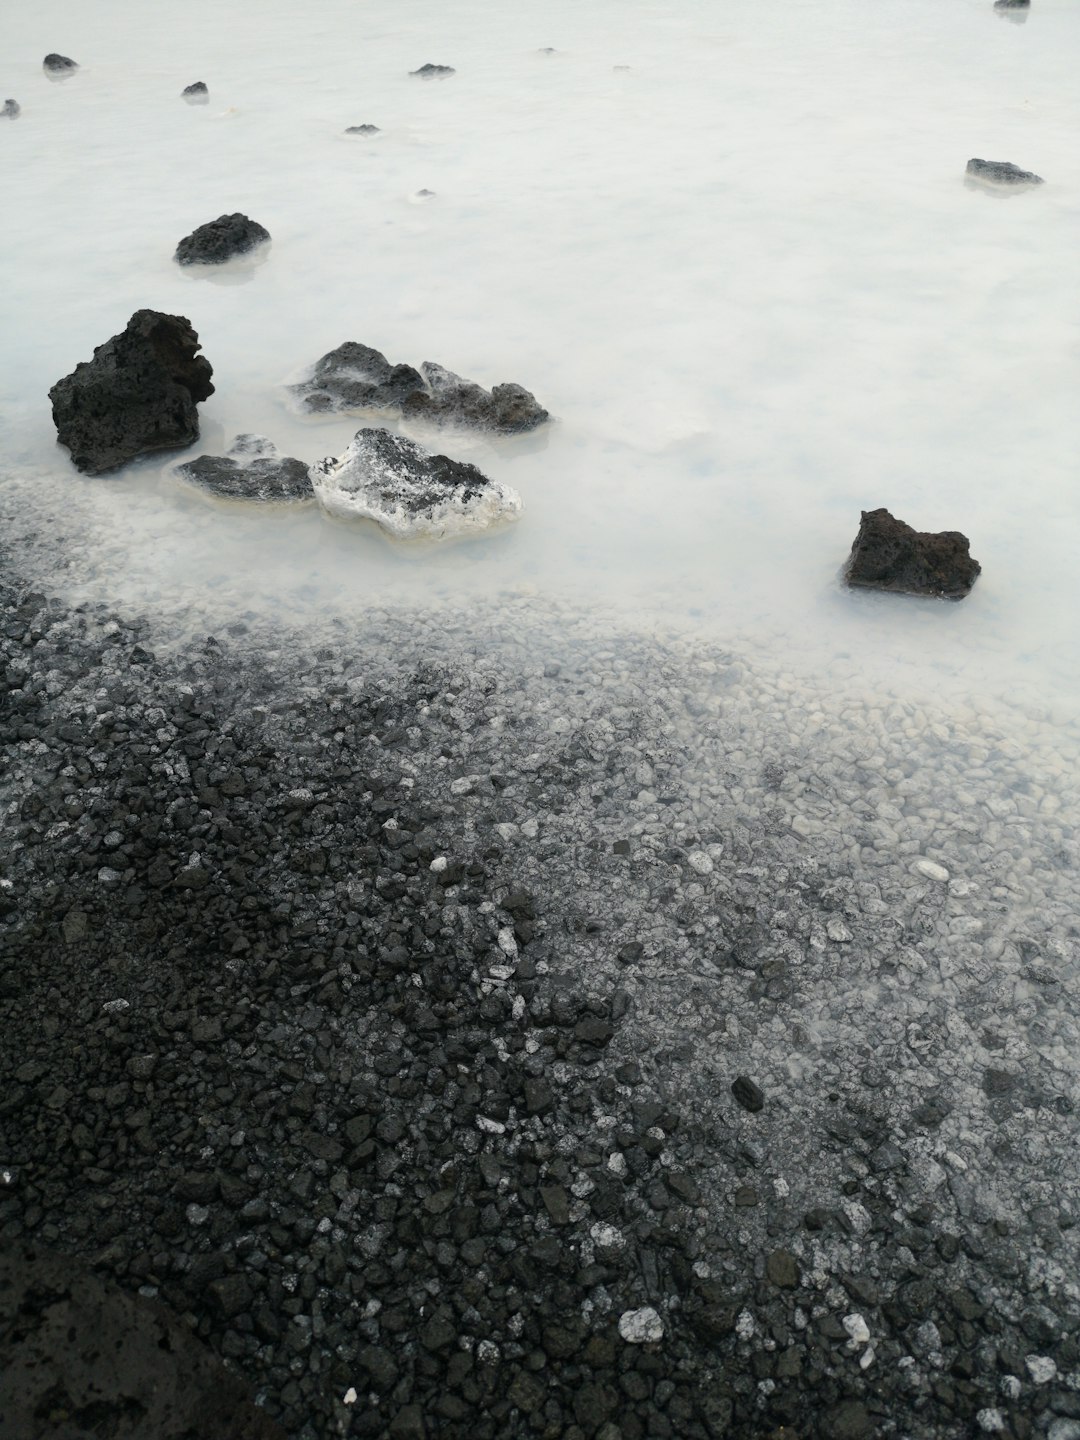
[48,309,214,475]
[965,157,1043,190]
[292,343,549,434]
[182,81,209,101]
[2,99,19,119]
[732,1075,765,1113]
[845,508,981,599]
[173,435,314,505]
[345,123,380,134]
[310,427,522,539]
[175,212,271,265]
[994,0,1030,9]
[43,54,78,73]
[411,63,455,78]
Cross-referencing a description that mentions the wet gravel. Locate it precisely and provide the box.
[2,560,1079,1440]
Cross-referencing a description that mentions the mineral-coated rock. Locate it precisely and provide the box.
[311,428,522,539]
[618,1307,664,1343]
[43,54,78,73]
[845,508,980,599]
[173,435,314,505]
[174,213,271,266]
[402,361,550,434]
[48,309,214,475]
[294,343,426,414]
[965,157,1043,190]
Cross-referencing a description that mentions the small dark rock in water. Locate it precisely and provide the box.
[410,63,455,78]
[2,99,19,119]
[173,435,314,505]
[182,81,209,100]
[994,0,1030,8]
[965,157,1044,189]
[0,1243,285,1439]
[175,212,271,265]
[732,1075,765,1113]
[845,508,981,600]
[345,123,380,134]
[49,309,214,475]
[43,54,78,73]
[293,344,549,434]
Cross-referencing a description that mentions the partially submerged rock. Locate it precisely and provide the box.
[994,0,1030,9]
[173,435,314,505]
[311,427,522,539]
[965,157,1043,190]
[845,508,981,600]
[43,54,78,73]
[175,213,271,266]
[411,63,455,78]
[0,1242,285,1440]
[292,343,549,434]
[345,123,380,134]
[49,309,214,475]
[182,81,209,101]
[2,99,19,119]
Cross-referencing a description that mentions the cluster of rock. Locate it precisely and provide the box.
[844,508,982,600]
[291,340,550,433]
[174,212,270,266]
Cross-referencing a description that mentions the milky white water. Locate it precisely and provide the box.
[2,0,1079,719]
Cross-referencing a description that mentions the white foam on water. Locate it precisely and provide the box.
[1,0,1079,721]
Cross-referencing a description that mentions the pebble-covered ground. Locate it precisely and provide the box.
[2,553,1080,1440]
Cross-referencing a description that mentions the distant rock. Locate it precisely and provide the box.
[43,54,78,73]
[965,157,1043,190]
[175,212,271,265]
[182,81,209,101]
[311,428,522,539]
[292,343,549,434]
[345,123,380,134]
[173,435,314,504]
[994,0,1029,9]
[49,309,214,475]
[845,508,981,600]
[410,63,455,78]
[2,99,19,119]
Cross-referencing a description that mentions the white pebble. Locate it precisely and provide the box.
[843,1314,870,1346]
[1026,1355,1057,1384]
[913,858,950,883]
[343,1388,358,1406]
[976,1410,1005,1434]
[618,1306,664,1344]
[687,850,713,875]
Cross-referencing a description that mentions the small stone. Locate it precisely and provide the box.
[966,157,1044,189]
[766,1250,800,1288]
[345,124,380,134]
[1025,1355,1057,1384]
[44,54,78,73]
[2,100,19,119]
[843,1314,870,1346]
[618,1307,664,1344]
[410,63,455,78]
[732,1075,764,1113]
[182,82,208,100]
[914,858,950,883]
[687,850,713,875]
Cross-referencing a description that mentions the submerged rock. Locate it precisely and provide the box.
[49,309,214,475]
[994,0,1030,8]
[411,63,455,78]
[965,157,1043,190]
[174,213,271,265]
[0,1243,285,1439]
[182,81,209,101]
[845,508,981,600]
[2,99,19,119]
[293,343,549,434]
[311,427,522,539]
[345,123,380,134]
[43,54,78,73]
[173,435,314,505]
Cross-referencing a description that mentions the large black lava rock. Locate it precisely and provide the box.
[43,54,78,73]
[845,508,981,600]
[48,309,214,475]
[965,157,1043,189]
[174,213,271,266]
[0,1243,285,1439]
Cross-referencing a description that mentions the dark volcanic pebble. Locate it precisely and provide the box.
[844,507,981,599]
[175,213,271,266]
[182,81,209,99]
[732,1075,765,1112]
[43,54,78,73]
[965,157,1044,188]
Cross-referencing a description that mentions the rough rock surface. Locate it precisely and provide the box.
[172,435,314,505]
[2,100,19,119]
[48,309,215,476]
[43,54,78,73]
[311,427,522,538]
[182,81,209,101]
[965,158,1044,189]
[0,1242,285,1439]
[844,508,981,599]
[175,213,271,266]
[0,563,1078,1440]
[410,63,455,78]
[292,343,548,434]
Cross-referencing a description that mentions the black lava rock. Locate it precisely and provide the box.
[182,81,209,100]
[345,124,380,134]
[2,99,19,119]
[732,1075,765,1113]
[173,435,314,505]
[48,309,215,475]
[994,0,1030,8]
[174,213,271,266]
[844,508,981,599]
[410,63,455,78]
[43,54,78,73]
[402,361,550,434]
[965,157,1043,189]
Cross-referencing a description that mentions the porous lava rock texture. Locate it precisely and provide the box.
[48,309,215,475]
[845,508,981,599]
[965,158,1043,190]
[174,213,271,266]
[0,1242,286,1440]
[172,435,314,505]
[311,427,522,538]
[293,343,549,434]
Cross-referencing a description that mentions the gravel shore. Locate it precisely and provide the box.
[2,560,1079,1440]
